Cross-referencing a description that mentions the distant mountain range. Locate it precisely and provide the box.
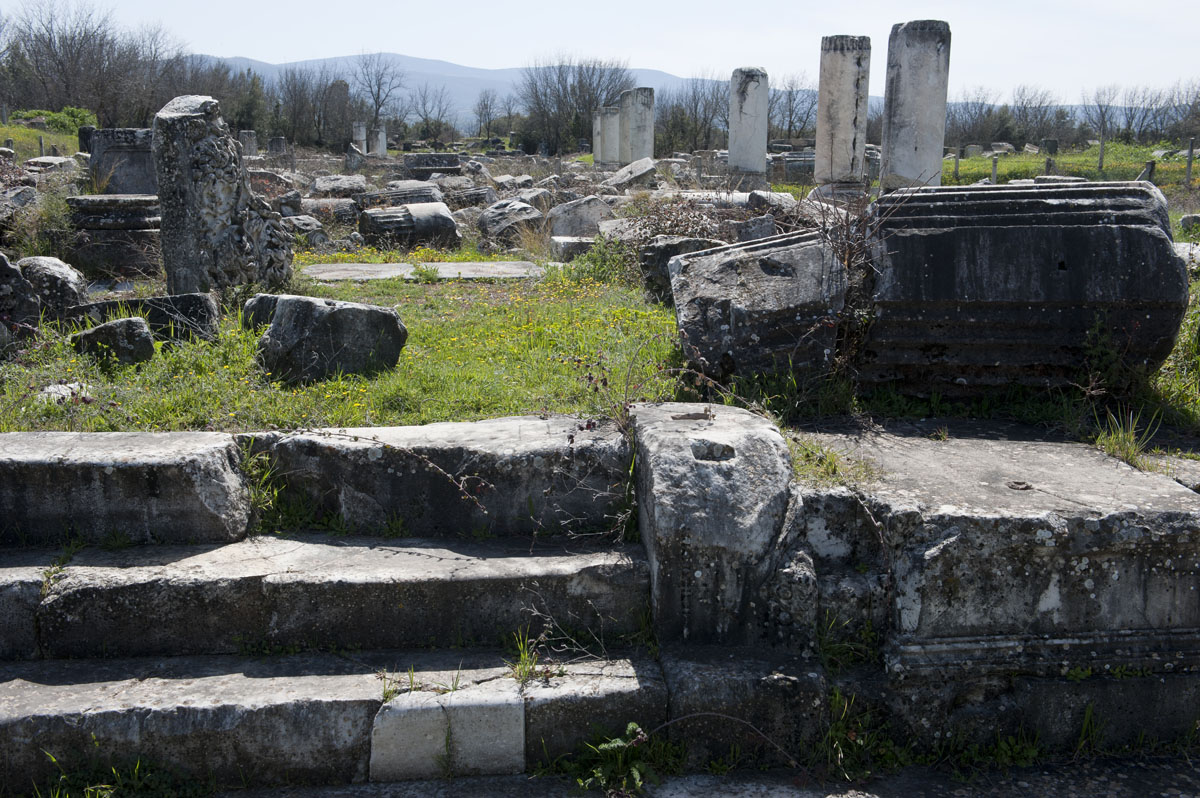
[198,52,704,120]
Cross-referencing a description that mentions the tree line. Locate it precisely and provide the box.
[1,2,1196,156]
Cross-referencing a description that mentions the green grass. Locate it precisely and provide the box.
[0,123,79,164]
[945,141,1196,187]
[0,273,678,433]
[294,242,512,268]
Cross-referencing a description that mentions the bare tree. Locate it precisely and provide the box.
[412,82,455,144]
[353,52,405,132]
[945,86,1003,146]
[770,72,817,139]
[518,55,634,155]
[1081,84,1120,169]
[473,88,496,138]
[1009,84,1058,145]
[277,65,318,143]
[1120,85,1166,143]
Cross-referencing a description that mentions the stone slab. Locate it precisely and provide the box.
[659,645,826,769]
[0,652,381,788]
[302,261,543,281]
[370,678,524,780]
[802,420,1200,654]
[523,656,667,764]
[251,416,630,538]
[0,551,51,660]
[24,535,648,658]
[0,431,250,546]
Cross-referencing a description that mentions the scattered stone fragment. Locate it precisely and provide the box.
[478,199,543,244]
[70,317,155,364]
[15,256,88,316]
[309,174,368,198]
[64,293,220,342]
[243,294,408,382]
[358,203,460,248]
[638,235,724,302]
[546,195,614,237]
[281,214,331,247]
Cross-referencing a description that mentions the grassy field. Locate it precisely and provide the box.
[0,123,78,163]
[0,266,679,433]
[944,141,1196,186]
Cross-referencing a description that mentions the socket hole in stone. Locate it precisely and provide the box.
[691,439,736,461]
[1058,260,1067,271]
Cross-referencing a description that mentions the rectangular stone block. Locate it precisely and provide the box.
[0,654,380,787]
[0,432,250,546]
[523,657,667,764]
[370,679,524,780]
[258,416,630,538]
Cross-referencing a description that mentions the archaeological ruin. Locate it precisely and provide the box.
[0,14,1198,795]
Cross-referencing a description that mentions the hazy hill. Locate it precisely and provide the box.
[198,52,699,118]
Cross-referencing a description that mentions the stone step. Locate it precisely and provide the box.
[0,431,251,547]
[2,535,648,660]
[247,416,630,539]
[0,648,664,790]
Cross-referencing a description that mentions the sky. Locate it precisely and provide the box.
[69,0,1200,101]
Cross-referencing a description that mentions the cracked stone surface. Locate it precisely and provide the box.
[17,535,648,658]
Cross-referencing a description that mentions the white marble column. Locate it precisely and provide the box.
[728,67,769,175]
[880,20,952,191]
[815,36,870,185]
[599,106,621,168]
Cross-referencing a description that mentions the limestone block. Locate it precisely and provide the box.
[0,654,380,785]
[64,293,220,342]
[70,317,155,365]
[358,202,460,248]
[599,157,657,192]
[281,214,330,247]
[660,646,826,767]
[670,232,844,380]
[370,680,524,780]
[0,253,40,327]
[629,403,794,645]
[259,414,631,538]
[0,431,250,545]
[244,293,408,382]
[89,128,156,194]
[545,195,614,237]
[478,198,543,244]
[524,658,667,764]
[15,256,87,316]
[863,182,1188,392]
[310,174,369,198]
[637,235,724,303]
[152,95,292,293]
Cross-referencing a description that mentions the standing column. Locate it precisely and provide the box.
[625,87,655,161]
[728,67,769,176]
[592,114,604,165]
[618,90,633,166]
[353,122,367,153]
[599,106,621,168]
[238,130,258,157]
[815,36,871,186]
[879,20,951,191]
[374,128,388,156]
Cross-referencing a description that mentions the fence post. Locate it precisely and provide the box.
[1045,157,1053,175]
[991,154,998,184]
[953,152,959,181]
[0,104,8,125]
[38,135,44,157]
[1187,137,1195,188]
